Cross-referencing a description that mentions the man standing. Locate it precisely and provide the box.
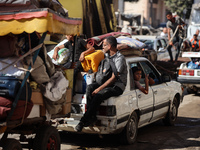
[166,12,185,63]
[75,36,127,132]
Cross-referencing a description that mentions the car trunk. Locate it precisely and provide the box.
[178,52,200,86]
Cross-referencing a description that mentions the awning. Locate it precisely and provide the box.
[0,8,82,36]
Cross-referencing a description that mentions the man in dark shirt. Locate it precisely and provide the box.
[166,11,185,63]
[53,34,95,94]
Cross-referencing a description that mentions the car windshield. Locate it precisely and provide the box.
[140,39,154,49]
[191,9,200,24]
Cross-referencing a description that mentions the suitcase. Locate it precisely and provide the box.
[0,76,32,101]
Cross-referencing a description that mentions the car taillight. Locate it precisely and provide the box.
[97,105,116,116]
[178,69,194,76]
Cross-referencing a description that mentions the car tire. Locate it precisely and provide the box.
[33,125,60,150]
[120,112,138,145]
[163,97,178,126]
[3,138,22,150]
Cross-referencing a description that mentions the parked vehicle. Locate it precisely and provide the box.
[132,35,176,61]
[177,52,200,94]
[57,56,184,145]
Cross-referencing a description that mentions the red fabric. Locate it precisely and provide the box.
[0,10,48,21]
[87,32,131,46]
[10,100,33,121]
[0,107,11,120]
[0,97,33,121]
[0,9,82,25]
[53,13,82,25]
[0,97,12,107]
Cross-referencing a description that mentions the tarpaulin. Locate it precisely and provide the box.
[0,8,82,36]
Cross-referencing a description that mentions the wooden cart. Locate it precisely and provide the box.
[0,8,81,150]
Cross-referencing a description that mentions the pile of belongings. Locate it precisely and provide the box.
[187,58,200,69]
[116,36,146,56]
[87,32,131,47]
[0,0,68,18]
[0,32,70,122]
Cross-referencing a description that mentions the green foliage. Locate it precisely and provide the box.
[164,0,194,19]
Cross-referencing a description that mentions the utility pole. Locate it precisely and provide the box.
[149,0,153,26]
[118,0,124,27]
[140,10,144,35]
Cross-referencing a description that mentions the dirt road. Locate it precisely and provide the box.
[60,89,200,150]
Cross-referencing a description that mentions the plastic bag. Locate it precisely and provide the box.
[187,61,198,69]
[47,39,71,65]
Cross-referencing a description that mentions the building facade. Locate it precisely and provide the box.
[114,0,168,28]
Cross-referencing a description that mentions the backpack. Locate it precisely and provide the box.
[95,58,112,85]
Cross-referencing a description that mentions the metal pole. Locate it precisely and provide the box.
[140,11,144,35]
[149,0,153,26]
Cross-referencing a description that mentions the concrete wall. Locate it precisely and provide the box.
[123,0,167,27]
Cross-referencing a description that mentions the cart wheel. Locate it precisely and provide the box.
[3,138,22,150]
[33,125,60,150]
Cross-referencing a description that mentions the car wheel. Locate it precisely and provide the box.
[163,97,178,126]
[120,112,138,144]
[3,138,22,150]
[33,125,60,150]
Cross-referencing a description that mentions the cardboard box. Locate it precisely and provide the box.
[40,105,46,117]
[32,89,72,116]
[63,69,74,89]
[27,104,40,118]
[59,88,72,115]
[66,88,72,103]
[31,92,44,106]
[60,102,71,115]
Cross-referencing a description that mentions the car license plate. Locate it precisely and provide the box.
[197,71,200,76]
[186,73,190,76]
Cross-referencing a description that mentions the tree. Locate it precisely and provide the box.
[164,0,194,19]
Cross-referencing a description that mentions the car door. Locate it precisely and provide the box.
[130,62,154,126]
[139,61,170,122]
[160,38,170,58]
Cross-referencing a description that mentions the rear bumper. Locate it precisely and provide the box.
[177,77,200,88]
[56,117,121,134]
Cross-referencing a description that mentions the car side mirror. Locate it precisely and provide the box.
[161,73,171,82]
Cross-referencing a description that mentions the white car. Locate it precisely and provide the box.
[132,35,176,61]
[177,52,200,94]
[57,57,183,144]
